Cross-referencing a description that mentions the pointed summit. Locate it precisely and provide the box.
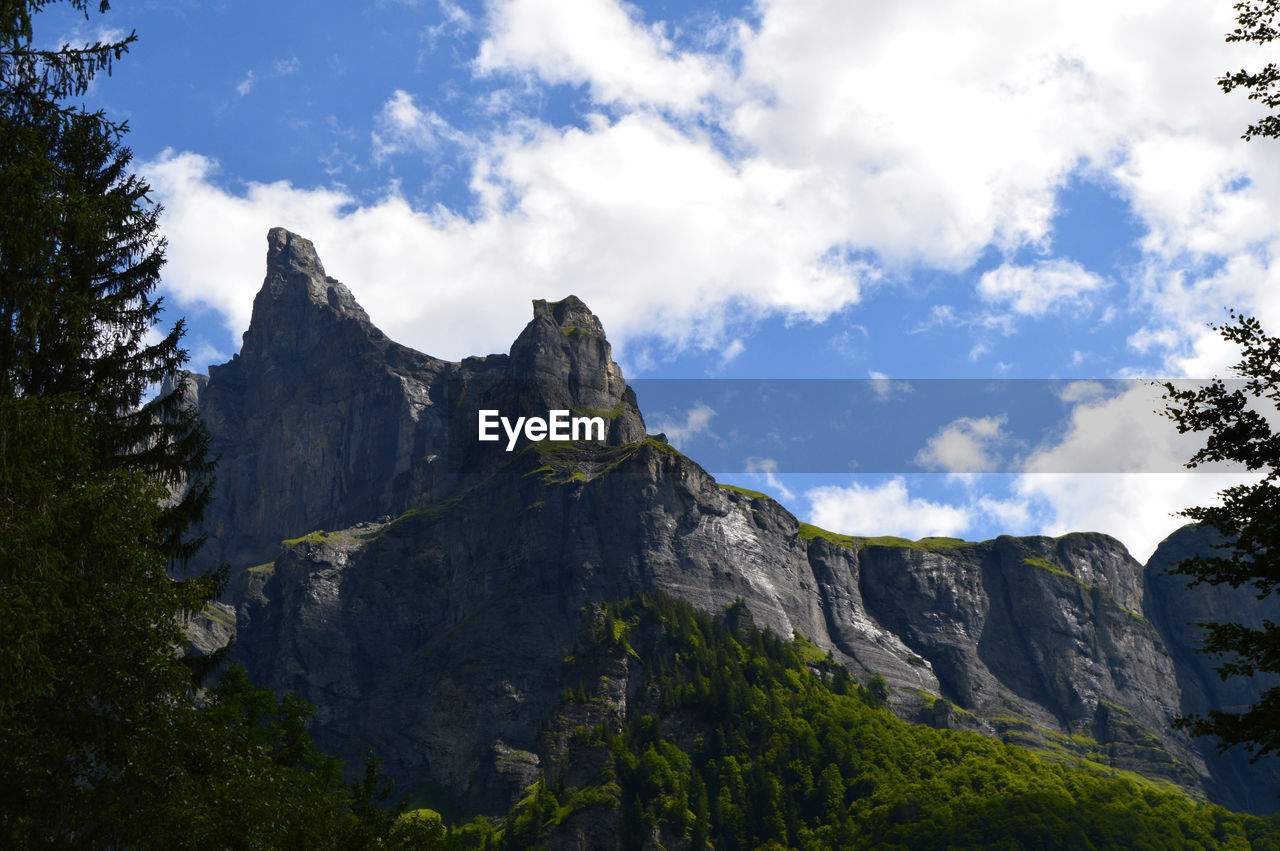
[510,295,616,378]
[263,227,327,291]
[508,295,646,444]
[533,295,606,338]
[240,228,379,364]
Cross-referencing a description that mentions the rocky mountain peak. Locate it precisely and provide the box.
[505,295,646,444]
[265,226,326,286]
[240,228,377,364]
[535,295,605,336]
[511,295,611,367]
[183,229,1280,816]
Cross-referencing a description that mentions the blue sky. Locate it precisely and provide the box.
[42,0,1279,560]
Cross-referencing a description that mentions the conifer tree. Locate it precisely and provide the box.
[0,0,211,564]
[1,2,394,843]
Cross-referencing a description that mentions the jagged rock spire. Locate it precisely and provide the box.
[239,228,379,363]
[507,294,646,444]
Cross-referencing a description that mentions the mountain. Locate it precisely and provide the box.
[184,229,1280,819]
[1145,524,1280,813]
[186,228,644,578]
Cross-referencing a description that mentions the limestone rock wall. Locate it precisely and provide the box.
[187,230,1280,815]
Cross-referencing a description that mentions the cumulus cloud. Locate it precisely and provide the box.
[792,382,1262,560]
[476,0,727,111]
[799,467,1249,562]
[651,403,717,446]
[1012,472,1250,563]
[1010,381,1258,560]
[144,108,872,361]
[149,0,1280,390]
[977,259,1108,317]
[806,478,972,540]
[915,415,1009,474]
[1056,380,1111,404]
[1021,382,1211,475]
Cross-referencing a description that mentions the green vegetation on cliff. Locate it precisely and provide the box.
[798,522,978,553]
[523,436,685,484]
[717,483,769,500]
[462,594,1280,849]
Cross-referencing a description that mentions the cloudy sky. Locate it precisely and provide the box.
[45,0,1280,560]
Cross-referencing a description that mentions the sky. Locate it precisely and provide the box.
[39,0,1280,561]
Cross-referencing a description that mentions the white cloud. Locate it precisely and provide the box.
[975,493,1032,531]
[792,382,1263,561]
[977,259,1108,317]
[1021,382,1214,475]
[916,415,1008,473]
[1010,381,1257,560]
[372,90,471,163]
[651,403,716,446]
[477,0,727,112]
[145,108,871,362]
[730,1,1128,270]
[439,0,472,28]
[190,340,230,372]
[806,478,972,539]
[150,0,1280,403]
[729,0,1280,372]
[1013,472,1249,563]
[1056,380,1110,404]
[718,338,745,368]
[236,58,299,98]
[50,23,127,53]
[424,0,474,48]
[868,372,913,401]
[744,457,796,502]
[96,26,127,45]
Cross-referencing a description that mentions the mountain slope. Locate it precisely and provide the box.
[487,594,1280,849]
[186,229,1280,815]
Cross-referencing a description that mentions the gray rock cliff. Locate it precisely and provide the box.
[188,228,643,575]
[188,230,1280,815]
[1144,524,1280,812]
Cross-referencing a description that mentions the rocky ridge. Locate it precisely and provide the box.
[187,230,1280,815]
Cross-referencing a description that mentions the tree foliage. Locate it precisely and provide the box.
[1,0,211,566]
[1,1,135,117]
[1220,0,1280,139]
[0,399,400,846]
[489,594,1280,850]
[0,2,403,844]
[1161,313,1280,760]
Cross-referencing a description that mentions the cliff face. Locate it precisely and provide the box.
[1144,524,1280,813]
[186,228,643,575]
[191,230,1279,814]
